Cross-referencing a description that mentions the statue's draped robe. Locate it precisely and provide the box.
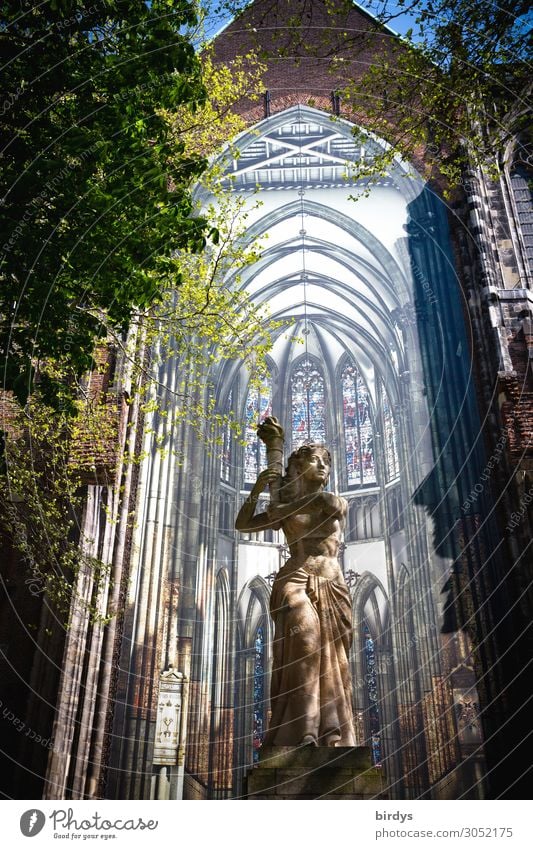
[264,558,356,746]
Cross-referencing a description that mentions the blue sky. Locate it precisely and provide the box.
[199,0,532,50]
[200,0,425,44]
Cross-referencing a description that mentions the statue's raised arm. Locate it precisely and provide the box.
[257,415,285,505]
[234,416,285,532]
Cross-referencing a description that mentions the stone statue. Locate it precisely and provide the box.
[236,416,356,747]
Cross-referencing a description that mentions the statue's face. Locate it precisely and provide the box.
[301,449,330,484]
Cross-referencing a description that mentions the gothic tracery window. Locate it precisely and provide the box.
[220,388,234,483]
[382,384,400,481]
[363,620,382,767]
[244,374,272,485]
[252,623,266,761]
[342,362,376,486]
[291,357,326,449]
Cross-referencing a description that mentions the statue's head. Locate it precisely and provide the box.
[282,442,331,497]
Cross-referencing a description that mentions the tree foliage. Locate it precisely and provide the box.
[0,397,116,625]
[1,0,212,408]
[213,0,531,187]
[345,0,533,185]
[84,47,275,444]
[0,15,279,617]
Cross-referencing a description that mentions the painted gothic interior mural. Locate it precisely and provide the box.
[101,105,488,800]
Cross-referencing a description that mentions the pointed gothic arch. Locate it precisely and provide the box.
[351,572,393,769]
[212,105,426,205]
[234,577,272,782]
[209,568,232,796]
[288,353,327,450]
[339,355,377,488]
[379,378,400,483]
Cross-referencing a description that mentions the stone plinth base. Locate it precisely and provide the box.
[244,745,385,800]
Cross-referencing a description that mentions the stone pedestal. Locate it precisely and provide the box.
[244,745,385,800]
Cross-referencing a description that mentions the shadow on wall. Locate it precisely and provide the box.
[407,186,532,799]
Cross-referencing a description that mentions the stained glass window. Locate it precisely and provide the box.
[363,621,382,767]
[244,375,272,485]
[253,624,266,762]
[342,363,376,486]
[291,358,326,449]
[382,386,399,481]
[220,389,233,482]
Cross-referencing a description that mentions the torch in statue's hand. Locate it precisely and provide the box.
[257,415,284,449]
[257,416,284,504]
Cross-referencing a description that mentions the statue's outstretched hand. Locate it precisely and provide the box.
[257,415,284,447]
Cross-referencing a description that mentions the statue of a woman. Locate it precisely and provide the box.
[236,417,355,748]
